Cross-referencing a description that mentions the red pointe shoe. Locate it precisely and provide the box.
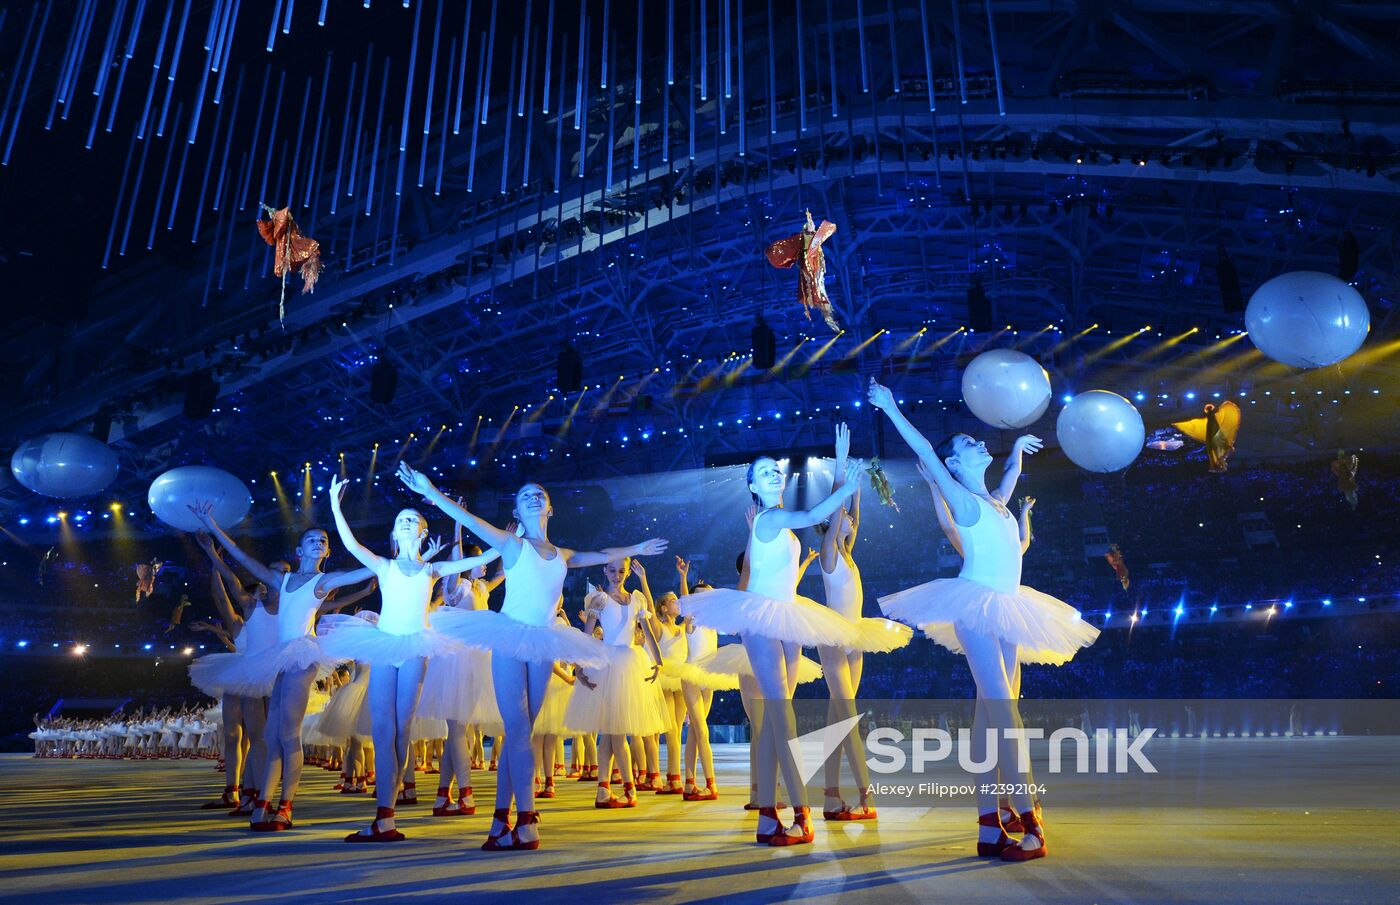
[769,806,815,846]
[346,807,405,843]
[594,782,627,809]
[396,782,418,806]
[488,810,540,851]
[1000,805,1024,834]
[251,800,294,832]
[1001,809,1047,862]
[230,791,258,817]
[457,787,477,816]
[685,777,719,801]
[480,808,515,851]
[487,760,498,772]
[977,811,1016,858]
[755,807,786,844]
[656,773,684,795]
[538,778,556,799]
[201,787,239,810]
[433,786,464,816]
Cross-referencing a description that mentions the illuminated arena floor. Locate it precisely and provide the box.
[1,743,1394,904]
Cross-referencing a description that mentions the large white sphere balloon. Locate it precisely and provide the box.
[961,349,1053,429]
[148,466,252,532]
[1056,391,1145,473]
[10,433,119,498]
[1245,271,1370,368]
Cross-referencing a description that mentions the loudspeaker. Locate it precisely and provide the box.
[752,321,776,370]
[1216,247,1242,313]
[557,346,583,393]
[182,371,218,419]
[370,360,399,405]
[967,282,995,332]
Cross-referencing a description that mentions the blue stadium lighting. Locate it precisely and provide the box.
[143,643,153,650]
[16,640,27,648]
[1284,601,1293,609]
[1245,604,1253,610]
[774,413,781,420]
[1185,392,1196,400]
[1174,604,1185,618]
[1061,394,1073,403]
[46,515,58,525]
[1322,598,1332,606]
[74,513,85,523]
[17,517,28,525]
[1358,597,1367,603]
[1135,393,1146,401]
[1209,604,1219,614]
[853,401,862,409]
[641,432,651,440]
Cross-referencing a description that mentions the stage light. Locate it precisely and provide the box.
[73,644,87,656]
[143,643,153,650]
[18,518,28,526]
[1061,394,1072,403]
[17,640,27,648]
[1185,392,1196,400]
[1209,605,1218,614]
[183,647,194,655]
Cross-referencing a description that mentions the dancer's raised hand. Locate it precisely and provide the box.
[328,475,350,505]
[835,421,851,461]
[396,462,436,496]
[1012,435,1044,458]
[867,378,895,411]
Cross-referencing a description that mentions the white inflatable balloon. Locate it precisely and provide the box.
[148,466,252,532]
[1245,271,1370,368]
[961,349,1053,429]
[1056,391,1145,473]
[10,433,120,498]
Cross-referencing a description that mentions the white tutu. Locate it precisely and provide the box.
[680,589,859,648]
[432,608,607,668]
[208,635,336,697]
[691,643,824,685]
[564,645,670,735]
[318,613,462,667]
[532,672,576,738]
[657,658,740,692]
[879,577,1100,665]
[409,714,447,741]
[840,617,915,654]
[188,652,247,698]
[316,676,370,742]
[417,647,487,722]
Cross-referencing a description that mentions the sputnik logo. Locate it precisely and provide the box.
[787,712,866,785]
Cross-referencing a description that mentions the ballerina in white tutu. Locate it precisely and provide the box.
[670,563,740,801]
[188,531,283,813]
[419,521,502,818]
[681,451,862,846]
[567,558,670,808]
[396,463,666,851]
[814,423,913,821]
[867,377,1099,862]
[320,476,499,843]
[189,502,375,832]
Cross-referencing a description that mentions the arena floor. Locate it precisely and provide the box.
[1,743,1395,904]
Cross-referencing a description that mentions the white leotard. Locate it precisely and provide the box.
[820,552,862,621]
[746,510,800,600]
[500,541,567,627]
[597,590,644,648]
[240,603,280,654]
[958,496,1021,594]
[377,560,434,635]
[686,623,718,662]
[658,622,688,663]
[278,572,323,641]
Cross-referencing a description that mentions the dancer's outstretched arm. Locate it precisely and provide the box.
[868,378,980,526]
[995,435,1043,503]
[565,538,669,569]
[188,502,282,588]
[434,548,501,577]
[755,459,862,536]
[918,461,964,557]
[328,476,386,572]
[396,464,521,559]
[1018,497,1036,554]
[819,423,850,574]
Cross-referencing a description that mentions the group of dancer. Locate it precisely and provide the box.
[146,378,1098,860]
